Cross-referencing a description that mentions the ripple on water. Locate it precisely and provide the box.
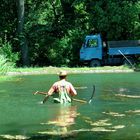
[115,94,140,98]
[85,119,112,126]
[0,135,29,140]
[125,110,140,115]
[102,111,126,117]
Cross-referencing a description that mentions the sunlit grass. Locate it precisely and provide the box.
[0,65,135,79]
[7,65,133,74]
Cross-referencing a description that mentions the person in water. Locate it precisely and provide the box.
[42,70,77,104]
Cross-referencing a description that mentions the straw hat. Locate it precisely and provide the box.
[59,70,67,76]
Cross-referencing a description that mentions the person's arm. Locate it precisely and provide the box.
[47,87,55,96]
[42,85,55,104]
[69,83,77,96]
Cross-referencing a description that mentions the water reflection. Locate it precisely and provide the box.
[0,73,140,139]
[40,105,78,135]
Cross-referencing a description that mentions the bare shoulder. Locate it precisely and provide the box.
[66,81,73,86]
[52,81,59,86]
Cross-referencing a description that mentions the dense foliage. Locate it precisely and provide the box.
[0,0,140,67]
[0,38,19,74]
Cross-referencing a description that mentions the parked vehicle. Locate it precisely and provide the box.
[80,34,140,67]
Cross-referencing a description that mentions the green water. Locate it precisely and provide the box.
[0,73,140,140]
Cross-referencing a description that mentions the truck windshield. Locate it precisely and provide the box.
[87,39,98,48]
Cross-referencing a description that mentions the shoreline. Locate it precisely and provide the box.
[6,67,134,76]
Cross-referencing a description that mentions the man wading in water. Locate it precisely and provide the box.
[36,70,77,104]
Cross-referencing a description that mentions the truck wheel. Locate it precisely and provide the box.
[90,60,101,67]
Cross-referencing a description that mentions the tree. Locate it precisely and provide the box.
[17,0,29,66]
[0,0,139,67]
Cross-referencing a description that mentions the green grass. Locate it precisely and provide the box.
[8,65,133,74]
[0,66,134,81]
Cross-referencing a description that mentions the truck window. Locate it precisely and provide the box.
[87,39,98,48]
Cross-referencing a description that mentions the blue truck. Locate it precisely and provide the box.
[80,34,140,67]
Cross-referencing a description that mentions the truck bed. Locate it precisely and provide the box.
[108,40,140,56]
[109,47,140,56]
[108,40,140,48]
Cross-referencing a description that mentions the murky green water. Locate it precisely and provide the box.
[0,72,140,140]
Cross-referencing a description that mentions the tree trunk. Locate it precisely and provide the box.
[17,0,29,66]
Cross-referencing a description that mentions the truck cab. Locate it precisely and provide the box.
[80,34,103,67]
[80,34,140,67]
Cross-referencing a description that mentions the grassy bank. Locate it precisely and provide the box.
[5,66,134,76]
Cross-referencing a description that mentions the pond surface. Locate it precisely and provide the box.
[0,72,140,140]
